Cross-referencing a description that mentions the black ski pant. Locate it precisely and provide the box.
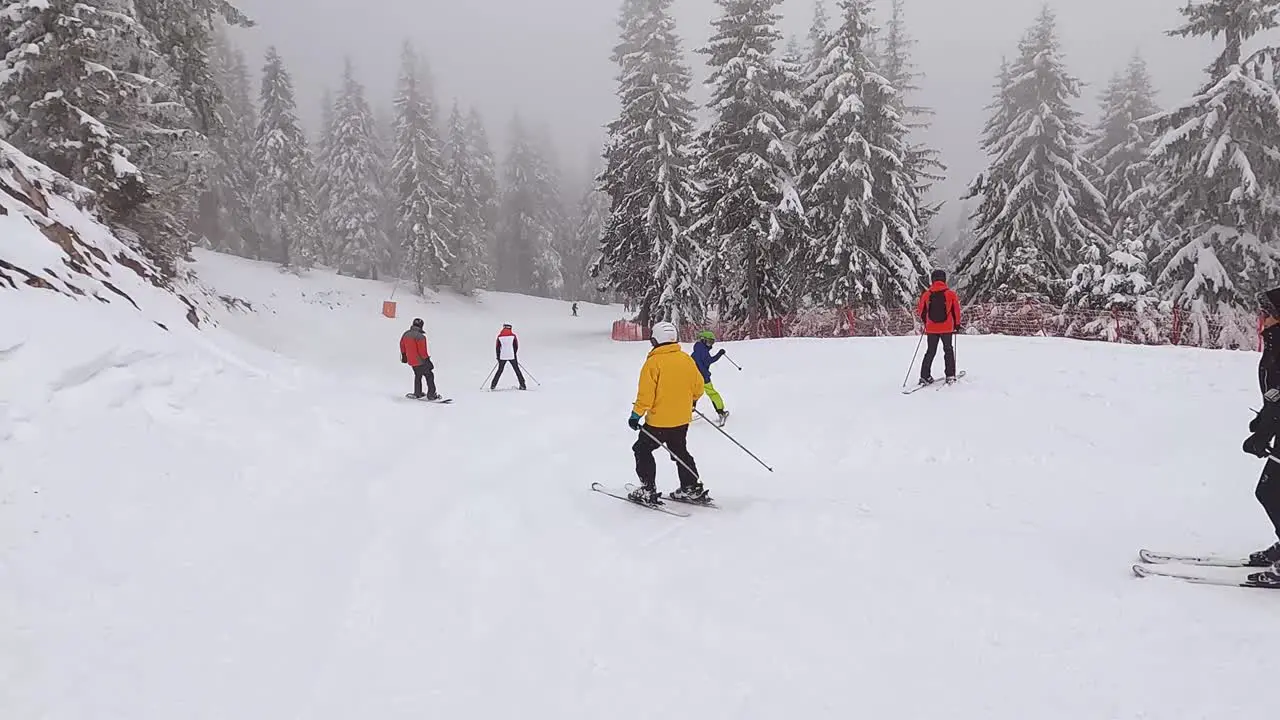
[633,424,699,491]
[491,359,525,389]
[921,332,956,380]
[1258,459,1280,541]
[412,359,437,397]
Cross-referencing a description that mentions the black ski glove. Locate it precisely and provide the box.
[1244,432,1274,459]
[401,352,407,364]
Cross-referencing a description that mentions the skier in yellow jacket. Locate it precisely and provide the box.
[627,321,710,505]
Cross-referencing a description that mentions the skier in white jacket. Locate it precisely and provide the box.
[491,324,527,390]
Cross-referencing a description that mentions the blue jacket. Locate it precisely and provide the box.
[691,340,724,383]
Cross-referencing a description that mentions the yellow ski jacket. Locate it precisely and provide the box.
[632,342,705,428]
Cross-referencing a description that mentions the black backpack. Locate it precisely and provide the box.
[927,290,949,324]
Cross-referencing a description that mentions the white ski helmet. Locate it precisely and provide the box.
[651,321,679,344]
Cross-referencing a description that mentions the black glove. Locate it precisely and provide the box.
[401,352,407,364]
[628,412,642,431]
[955,324,964,333]
[1244,432,1274,459]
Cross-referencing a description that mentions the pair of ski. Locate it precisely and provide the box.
[590,482,718,517]
[1133,549,1280,589]
[902,370,967,395]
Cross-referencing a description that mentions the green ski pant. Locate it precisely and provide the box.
[701,382,725,412]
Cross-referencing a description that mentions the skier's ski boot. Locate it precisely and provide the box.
[628,485,661,506]
[1247,558,1280,586]
[1248,541,1280,567]
[426,392,443,401]
[670,483,711,504]
[919,377,935,386]
[716,410,729,426]
[945,375,958,385]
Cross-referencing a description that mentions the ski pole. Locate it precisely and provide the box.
[519,363,541,386]
[693,408,774,472]
[723,353,742,371]
[639,426,701,480]
[901,332,926,388]
[480,362,497,390]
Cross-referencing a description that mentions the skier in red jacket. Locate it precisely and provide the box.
[915,269,962,385]
[400,318,440,399]
[491,323,527,390]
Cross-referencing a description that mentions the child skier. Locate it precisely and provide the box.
[691,330,730,425]
[915,269,962,385]
[399,318,440,400]
[491,323,526,390]
[627,321,711,505]
[1240,288,1280,584]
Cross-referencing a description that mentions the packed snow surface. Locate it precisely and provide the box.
[3,249,1278,719]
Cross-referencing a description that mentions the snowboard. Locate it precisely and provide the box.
[406,393,453,404]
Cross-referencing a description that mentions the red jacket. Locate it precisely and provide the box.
[917,281,961,334]
[400,328,430,366]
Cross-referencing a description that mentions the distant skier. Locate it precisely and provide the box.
[916,269,962,385]
[627,321,710,505]
[400,318,440,400]
[571,302,579,317]
[1240,288,1280,583]
[691,330,730,425]
[491,323,527,391]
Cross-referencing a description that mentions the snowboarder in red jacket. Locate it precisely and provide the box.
[916,269,962,385]
[491,324,526,390]
[400,318,440,399]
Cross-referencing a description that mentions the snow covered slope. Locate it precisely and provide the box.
[5,249,1278,719]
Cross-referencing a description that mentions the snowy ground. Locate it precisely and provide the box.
[3,249,1277,719]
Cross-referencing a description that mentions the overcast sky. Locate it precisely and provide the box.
[232,0,1264,239]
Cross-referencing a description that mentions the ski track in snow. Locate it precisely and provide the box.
[3,248,1279,719]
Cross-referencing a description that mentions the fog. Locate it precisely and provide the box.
[233,0,1239,237]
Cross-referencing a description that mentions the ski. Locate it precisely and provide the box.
[406,393,453,404]
[1132,563,1280,589]
[590,482,689,517]
[902,371,965,395]
[625,483,718,509]
[1137,548,1258,568]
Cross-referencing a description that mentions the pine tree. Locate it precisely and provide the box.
[1147,0,1280,322]
[533,127,574,299]
[1075,53,1162,313]
[692,0,805,326]
[131,0,253,257]
[201,28,259,257]
[466,108,500,283]
[132,0,253,135]
[572,175,611,303]
[0,0,197,280]
[880,0,945,236]
[796,0,926,309]
[595,0,702,324]
[958,7,1109,304]
[313,88,337,264]
[321,59,387,279]
[252,47,320,267]
[498,116,562,296]
[392,42,453,293]
[808,0,831,64]
[442,102,489,294]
